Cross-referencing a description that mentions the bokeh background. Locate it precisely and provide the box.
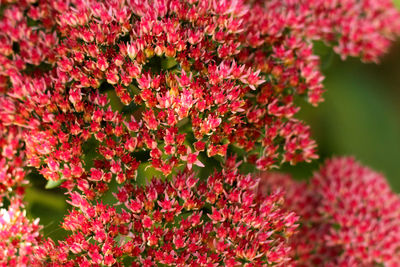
[281,40,400,192]
[24,28,400,242]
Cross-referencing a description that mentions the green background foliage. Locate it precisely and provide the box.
[289,41,400,192]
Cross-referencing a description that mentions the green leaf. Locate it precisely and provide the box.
[161,57,178,70]
[45,179,64,189]
[106,89,124,110]
[136,162,163,185]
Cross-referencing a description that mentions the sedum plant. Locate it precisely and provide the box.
[0,0,399,266]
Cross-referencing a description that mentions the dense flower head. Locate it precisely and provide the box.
[36,168,298,266]
[8,0,321,190]
[251,0,400,63]
[0,199,42,267]
[0,0,399,266]
[0,124,27,205]
[1,0,397,190]
[260,157,400,266]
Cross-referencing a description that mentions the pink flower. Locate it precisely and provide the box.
[180,148,204,170]
[37,169,297,266]
[0,0,399,265]
[0,200,42,266]
[0,125,27,204]
[2,0,397,188]
[260,157,400,266]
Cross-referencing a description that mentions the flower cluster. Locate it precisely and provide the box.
[36,169,298,266]
[0,0,66,204]
[253,0,400,62]
[0,0,399,266]
[0,199,42,267]
[260,157,400,266]
[0,0,398,193]
[0,124,27,204]
[16,0,320,188]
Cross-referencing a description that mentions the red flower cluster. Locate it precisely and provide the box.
[0,199,42,267]
[0,125,26,204]
[260,157,400,266]
[0,0,396,190]
[253,0,400,63]
[13,0,321,186]
[0,0,399,265]
[36,169,298,266]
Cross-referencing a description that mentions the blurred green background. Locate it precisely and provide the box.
[283,40,400,193]
[25,40,400,240]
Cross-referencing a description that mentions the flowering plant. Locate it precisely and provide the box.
[0,0,400,266]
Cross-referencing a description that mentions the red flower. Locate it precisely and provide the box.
[0,199,42,266]
[0,0,399,265]
[260,157,400,266]
[37,169,298,266]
